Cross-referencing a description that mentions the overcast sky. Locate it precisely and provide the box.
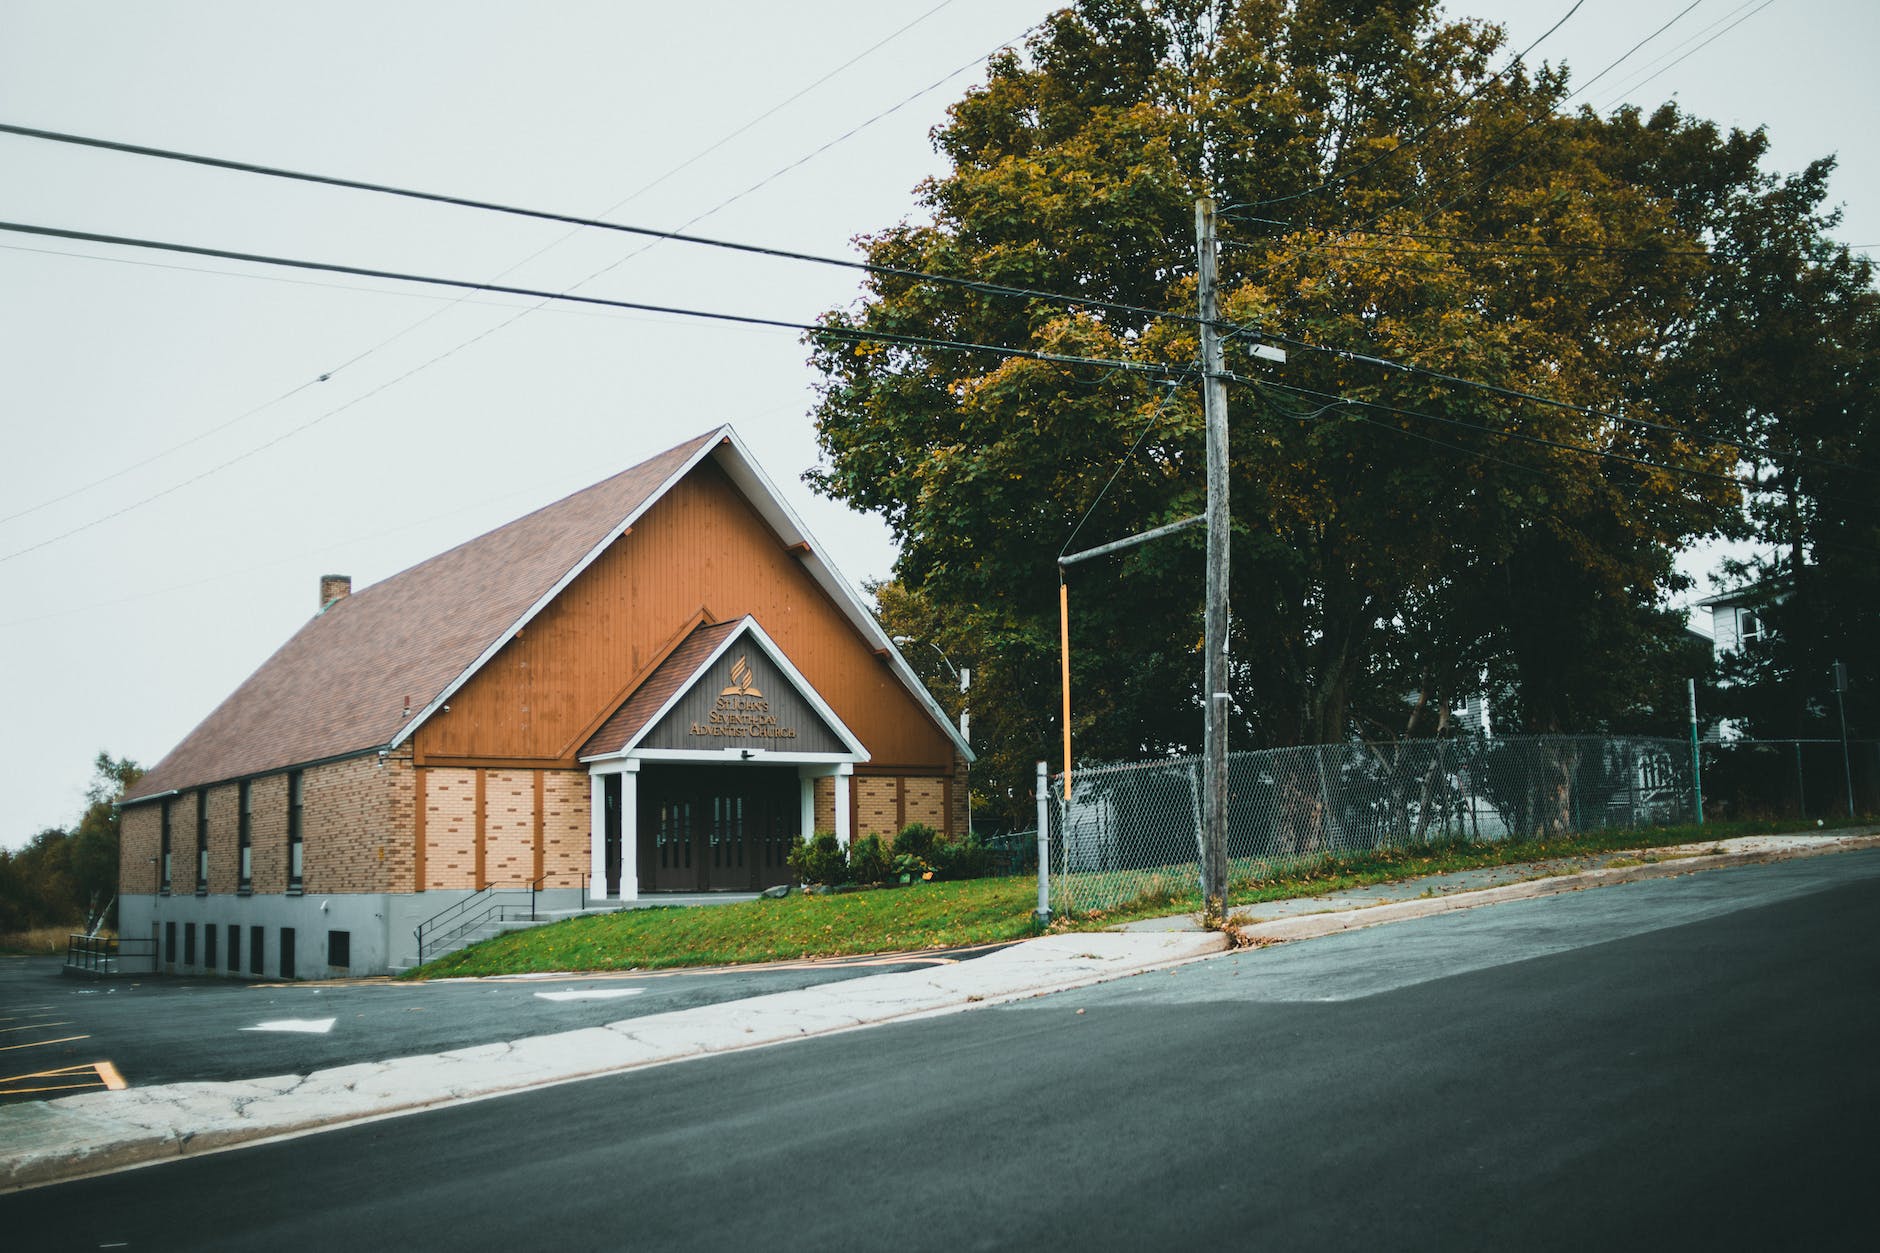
[2,1,1873,848]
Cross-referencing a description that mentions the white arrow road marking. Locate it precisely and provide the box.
[533,988,645,1002]
[242,1018,336,1034]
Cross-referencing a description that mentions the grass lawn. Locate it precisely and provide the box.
[411,876,1047,979]
[406,815,1870,979]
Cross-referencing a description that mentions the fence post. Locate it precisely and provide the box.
[1035,761,1052,924]
[1796,742,1807,820]
[1688,679,1704,827]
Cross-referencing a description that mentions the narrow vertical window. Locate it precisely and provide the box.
[238,779,253,892]
[160,798,173,894]
[204,921,217,969]
[195,791,209,895]
[227,924,241,973]
[250,925,265,976]
[287,770,304,893]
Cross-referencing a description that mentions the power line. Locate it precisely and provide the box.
[1244,376,1753,489]
[1235,325,1876,481]
[1600,0,1778,108]
[1221,2,1709,293]
[1059,364,1203,558]
[1234,0,1588,211]
[1224,219,1711,258]
[0,117,1201,350]
[0,217,1187,566]
[0,10,1006,533]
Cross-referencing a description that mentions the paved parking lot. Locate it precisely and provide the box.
[0,946,1005,1104]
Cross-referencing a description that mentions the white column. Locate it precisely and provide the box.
[589,770,609,901]
[799,770,816,839]
[618,762,640,902]
[834,763,854,848]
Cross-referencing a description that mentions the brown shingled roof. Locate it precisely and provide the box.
[578,619,742,759]
[124,429,720,803]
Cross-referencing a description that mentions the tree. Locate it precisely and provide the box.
[0,752,142,934]
[811,0,1845,825]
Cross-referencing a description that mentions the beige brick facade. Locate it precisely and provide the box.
[482,770,534,887]
[423,766,479,891]
[542,770,589,889]
[855,777,897,838]
[812,776,836,835]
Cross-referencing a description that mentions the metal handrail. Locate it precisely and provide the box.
[414,874,565,965]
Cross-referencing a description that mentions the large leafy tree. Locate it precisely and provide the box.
[809,0,1843,827]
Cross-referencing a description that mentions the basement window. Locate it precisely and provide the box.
[327,929,350,971]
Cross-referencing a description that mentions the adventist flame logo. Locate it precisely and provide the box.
[720,654,762,698]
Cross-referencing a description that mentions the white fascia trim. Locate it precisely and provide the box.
[585,758,641,776]
[386,428,732,752]
[604,748,862,765]
[588,615,870,761]
[708,429,975,763]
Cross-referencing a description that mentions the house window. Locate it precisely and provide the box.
[195,791,209,895]
[160,799,173,895]
[287,770,304,894]
[184,923,195,966]
[249,925,265,976]
[228,924,241,973]
[204,921,217,969]
[1739,609,1765,644]
[280,927,296,981]
[327,929,350,971]
[164,921,176,965]
[238,780,253,892]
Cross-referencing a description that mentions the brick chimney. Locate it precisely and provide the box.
[319,574,352,610]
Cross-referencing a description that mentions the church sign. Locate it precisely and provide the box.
[640,645,846,753]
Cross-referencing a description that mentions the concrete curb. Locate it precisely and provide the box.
[0,931,1223,1193]
[1226,831,1880,946]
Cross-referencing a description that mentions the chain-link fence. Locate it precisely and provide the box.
[1047,735,1700,917]
[1699,738,1880,821]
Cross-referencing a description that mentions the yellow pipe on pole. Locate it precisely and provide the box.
[1059,578,1072,801]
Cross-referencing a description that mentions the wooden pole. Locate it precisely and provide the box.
[1060,577,1073,801]
[1196,196,1230,929]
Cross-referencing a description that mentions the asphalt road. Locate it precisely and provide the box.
[0,945,1007,1102]
[7,854,1879,1250]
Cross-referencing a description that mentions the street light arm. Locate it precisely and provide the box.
[891,635,962,683]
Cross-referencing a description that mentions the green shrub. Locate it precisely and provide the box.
[848,833,892,885]
[893,823,939,861]
[787,832,849,886]
[929,835,994,881]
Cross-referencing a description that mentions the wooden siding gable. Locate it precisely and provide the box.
[582,617,866,761]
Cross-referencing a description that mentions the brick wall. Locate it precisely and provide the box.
[301,752,413,893]
[903,776,948,832]
[542,770,589,889]
[119,802,162,895]
[951,752,971,836]
[813,776,835,835]
[855,777,897,838]
[248,774,289,893]
[482,770,534,887]
[423,766,478,890]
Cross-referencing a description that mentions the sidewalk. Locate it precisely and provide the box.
[3,826,1875,1193]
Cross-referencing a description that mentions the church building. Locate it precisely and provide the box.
[117,428,971,977]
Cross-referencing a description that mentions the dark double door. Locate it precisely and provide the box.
[635,766,799,892]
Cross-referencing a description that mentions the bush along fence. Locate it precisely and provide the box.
[1045,735,1703,918]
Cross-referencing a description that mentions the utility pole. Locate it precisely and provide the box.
[1196,197,1230,928]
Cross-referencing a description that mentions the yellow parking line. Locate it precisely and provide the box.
[0,1034,88,1052]
[0,1064,97,1084]
[0,1021,73,1033]
[96,1060,127,1090]
[1,1081,102,1095]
